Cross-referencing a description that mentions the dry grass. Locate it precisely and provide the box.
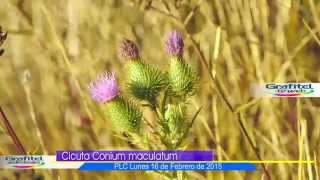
[0,0,319,179]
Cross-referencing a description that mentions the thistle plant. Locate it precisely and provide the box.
[159,30,200,150]
[118,39,165,106]
[89,30,199,145]
[165,30,198,100]
[89,31,200,179]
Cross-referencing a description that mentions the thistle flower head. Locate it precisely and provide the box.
[89,72,119,103]
[164,30,184,57]
[104,96,142,132]
[118,39,140,60]
[127,61,165,103]
[168,59,198,99]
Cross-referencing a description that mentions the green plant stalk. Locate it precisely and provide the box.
[148,100,188,179]
[147,95,201,180]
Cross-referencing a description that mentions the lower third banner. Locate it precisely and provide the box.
[79,162,256,171]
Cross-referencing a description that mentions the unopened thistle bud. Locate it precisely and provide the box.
[89,72,142,132]
[118,39,140,61]
[164,30,198,99]
[119,39,165,104]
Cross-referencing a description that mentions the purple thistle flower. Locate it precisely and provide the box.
[89,72,119,103]
[164,30,184,57]
[118,39,140,60]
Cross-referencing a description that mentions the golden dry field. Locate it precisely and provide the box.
[0,0,320,179]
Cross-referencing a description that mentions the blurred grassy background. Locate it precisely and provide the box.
[0,0,319,179]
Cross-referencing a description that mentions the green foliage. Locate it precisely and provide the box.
[160,104,202,149]
[163,103,186,147]
[103,96,142,133]
[127,60,166,103]
[167,57,198,100]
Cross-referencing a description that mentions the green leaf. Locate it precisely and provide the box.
[174,106,202,148]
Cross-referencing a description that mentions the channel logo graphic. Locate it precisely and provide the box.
[251,83,320,97]
[1,156,45,169]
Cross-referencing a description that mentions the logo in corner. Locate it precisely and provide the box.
[265,83,314,97]
[251,83,320,97]
[4,156,45,169]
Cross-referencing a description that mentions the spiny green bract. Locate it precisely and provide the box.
[163,104,186,145]
[168,58,198,99]
[127,60,165,103]
[103,96,142,133]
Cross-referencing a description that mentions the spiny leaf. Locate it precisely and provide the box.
[161,103,189,147]
[174,107,202,148]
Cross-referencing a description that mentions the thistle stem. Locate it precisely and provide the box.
[236,113,271,180]
[0,106,26,155]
